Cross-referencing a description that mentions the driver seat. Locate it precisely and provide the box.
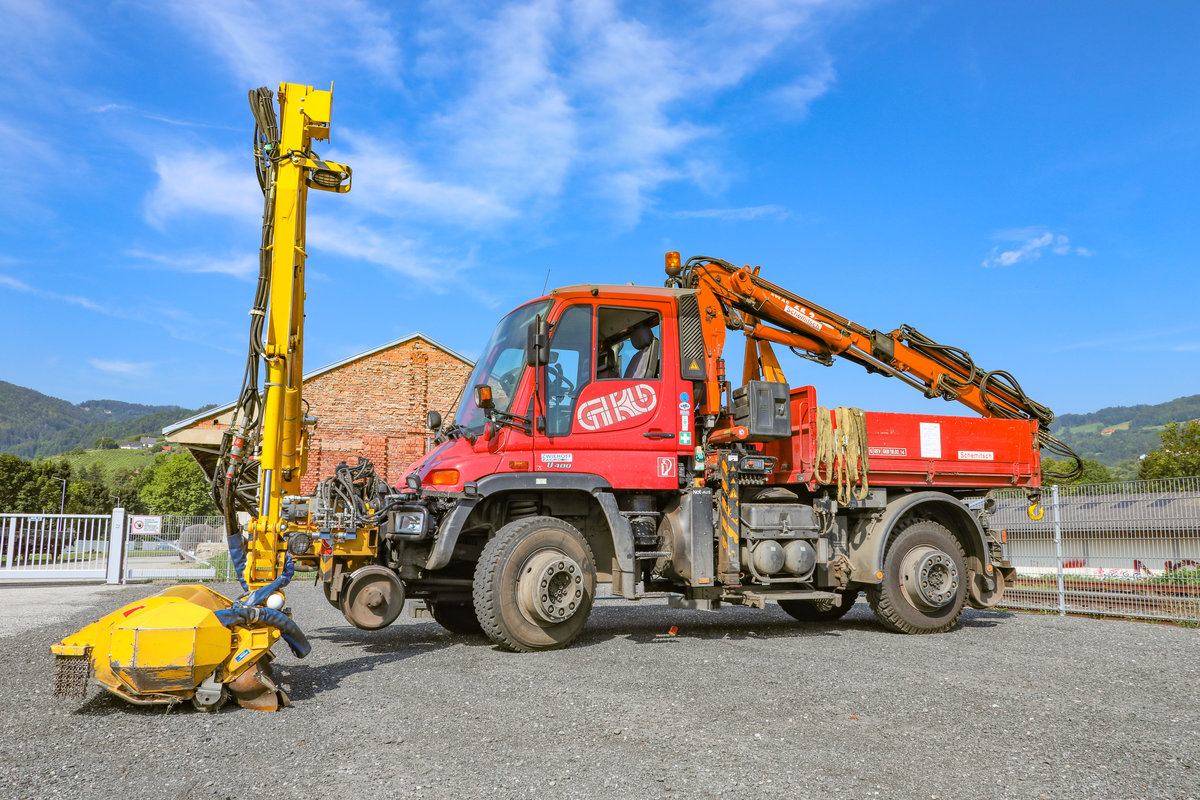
[623,325,660,380]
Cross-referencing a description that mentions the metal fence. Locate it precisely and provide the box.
[0,511,125,582]
[123,515,234,581]
[992,477,1200,624]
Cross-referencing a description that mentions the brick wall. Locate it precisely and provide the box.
[300,338,472,492]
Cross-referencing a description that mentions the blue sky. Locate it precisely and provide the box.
[1,0,1197,419]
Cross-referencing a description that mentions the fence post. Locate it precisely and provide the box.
[1051,483,1066,616]
[106,508,127,585]
[4,518,15,570]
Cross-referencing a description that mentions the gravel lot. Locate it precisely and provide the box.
[1,581,1196,800]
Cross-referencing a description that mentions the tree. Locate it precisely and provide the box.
[67,463,110,514]
[94,437,118,450]
[1041,457,1116,486]
[26,459,71,512]
[139,452,218,515]
[1138,420,1200,480]
[0,454,34,512]
[109,466,149,514]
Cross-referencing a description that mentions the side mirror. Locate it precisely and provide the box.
[426,410,442,433]
[474,384,495,411]
[525,316,550,366]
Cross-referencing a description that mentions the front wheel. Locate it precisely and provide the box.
[473,516,596,652]
[867,519,966,634]
[779,589,859,622]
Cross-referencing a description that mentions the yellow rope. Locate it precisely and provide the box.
[815,405,870,504]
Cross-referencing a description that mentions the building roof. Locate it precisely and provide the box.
[163,332,474,436]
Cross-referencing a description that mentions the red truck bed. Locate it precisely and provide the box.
[765,386,1041,490]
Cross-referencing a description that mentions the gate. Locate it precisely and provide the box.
[122,515,232,581]
[0,510,127,583]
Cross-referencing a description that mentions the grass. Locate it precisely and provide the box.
[59,448,158,473]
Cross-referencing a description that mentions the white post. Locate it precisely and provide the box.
[1051,483,1066,616]
[106,508,127,585]
[4,518,15,570]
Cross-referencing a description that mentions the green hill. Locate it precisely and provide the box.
[1051,393,1200,466]
[59,447,160,474]
[0,381,206,459]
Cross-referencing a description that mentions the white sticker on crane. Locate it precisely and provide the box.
[919,422,942,459]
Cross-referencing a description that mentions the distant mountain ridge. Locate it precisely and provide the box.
[1051,393,1200,466]
[0,380,205,459]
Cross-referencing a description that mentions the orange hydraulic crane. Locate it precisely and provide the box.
[668,254,1080,481]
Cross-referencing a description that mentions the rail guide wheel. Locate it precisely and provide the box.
[341,566,406,630]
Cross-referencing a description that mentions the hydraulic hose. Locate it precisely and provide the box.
[214,604,311,659]
[222,529,306,657]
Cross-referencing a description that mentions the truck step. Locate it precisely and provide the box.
[634,551,670,560]
[733,589,843,609]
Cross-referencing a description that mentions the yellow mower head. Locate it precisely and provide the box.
[52,584,288,711]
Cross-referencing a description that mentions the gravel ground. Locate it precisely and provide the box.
[1,582,1196,800]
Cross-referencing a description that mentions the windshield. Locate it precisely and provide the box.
[453,299,554,434]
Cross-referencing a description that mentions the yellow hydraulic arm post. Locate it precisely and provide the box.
[245,82,352,590]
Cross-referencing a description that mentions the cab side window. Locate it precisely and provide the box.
[596,307,661,380]
[545,305,593,437]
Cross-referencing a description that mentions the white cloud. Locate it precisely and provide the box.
[335,131,517,226]
[670,205,790,221]
[773,57,837,117]
[125,249,259,281]
[0,272,236,350]
[92,103,238,131]
[982,228,1094,268]
[305,215,450,283]
[144,149,261,227]
[401,0,844,226]
[159,0,401,86]
[0,272,108,312]
[138,0,850,275]
[431,0,578,209]
[89,359,154,377]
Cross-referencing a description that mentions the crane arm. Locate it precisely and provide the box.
[675,255,1080,477]
[214,84,352,592]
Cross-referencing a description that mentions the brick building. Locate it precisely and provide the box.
[164,333,473,492]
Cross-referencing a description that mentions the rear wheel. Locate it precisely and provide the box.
[473,516,596,652]
[430,601,484,635]
[779,589,859,622]
[867,519,966,634]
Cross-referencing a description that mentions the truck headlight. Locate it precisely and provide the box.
[393,510,427,536]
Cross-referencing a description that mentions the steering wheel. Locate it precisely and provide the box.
[487,366,522,409]
[547,362,574,398]
[497,366,521,396]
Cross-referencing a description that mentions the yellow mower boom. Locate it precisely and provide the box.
[51,82,351,711]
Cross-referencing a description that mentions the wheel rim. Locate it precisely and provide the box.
[899,545,959,610]
[342,567,405,630]
[517,549,585,625]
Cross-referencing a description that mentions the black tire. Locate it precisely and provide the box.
[867,519,966,634]
[473,516,596,652]
[779,589,859,622]
[430,601,485,636]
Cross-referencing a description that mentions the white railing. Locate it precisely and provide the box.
[0,510,126,583]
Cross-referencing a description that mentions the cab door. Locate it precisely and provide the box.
[533,299,686,489]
